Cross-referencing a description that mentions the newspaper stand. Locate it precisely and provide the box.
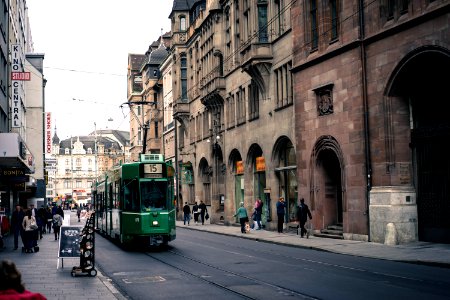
[71,212,97,277]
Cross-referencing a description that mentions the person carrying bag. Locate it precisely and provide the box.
[233,202,249,234]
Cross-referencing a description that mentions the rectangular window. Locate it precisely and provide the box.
[227,95,236,128]
[196,116,201,142]
[237,88,246,125]
[275,62,293,109]
[258,3,268,42]
[249,81,259,120]
[203,111,209,139]
[181,55,188,101]
[189,118,195,144]
[310,0,318,50]
[330,0,338,41]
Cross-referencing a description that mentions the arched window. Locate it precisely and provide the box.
[180,16,186,31]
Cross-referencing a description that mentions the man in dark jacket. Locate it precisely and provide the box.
[182,202,191,225]
[296,198,312,238]
[198,201,207,225]
[276,197,286,233]
[11,205,24,250]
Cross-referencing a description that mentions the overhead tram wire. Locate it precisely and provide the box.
[44,66,125,77]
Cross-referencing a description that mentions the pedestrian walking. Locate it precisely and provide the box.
[296,198,312,238]
[183,202,191,225]
[254,199,263,230]
[76,205,82,222]
[22,210,37,253]
[11,205,24,250]
[52,213,63,241]
[276,197,286,233]
[199,200,207,225]
[234,202,249,234]
[55,205,64,220]
[0,260,47,299]
[192,202,199,224]
[45,207,53,234]
[37,206,46,235]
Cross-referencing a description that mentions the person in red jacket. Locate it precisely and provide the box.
[0,260,46,299]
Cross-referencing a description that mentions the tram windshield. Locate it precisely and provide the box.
[140,180,167,211]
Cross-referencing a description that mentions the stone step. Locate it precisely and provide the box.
[327,225,343,231]
[321,228,343,235]
[313,232,344,239]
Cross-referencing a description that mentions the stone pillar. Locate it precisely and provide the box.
[369,186,417,244]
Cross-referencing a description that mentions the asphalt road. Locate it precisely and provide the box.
[95,227,450,300]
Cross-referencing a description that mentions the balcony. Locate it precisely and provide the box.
[200,72,226,109]
[240,43,273,100]
[173,100,190,128]
[240,42,273,68]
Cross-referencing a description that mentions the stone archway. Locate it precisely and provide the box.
[310,136,345,231]
[198,158,211,205]
[387,46,450,243]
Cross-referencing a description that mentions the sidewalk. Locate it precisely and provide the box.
[0,210,123,300]
[177,221,450,268]
[1,215,449,300]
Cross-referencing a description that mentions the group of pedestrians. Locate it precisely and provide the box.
[10,203,65,253]
[182,201,208,225]
[180,196,313,236]
[233,197,312,236]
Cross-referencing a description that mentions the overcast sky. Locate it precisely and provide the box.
[27,0,173,140]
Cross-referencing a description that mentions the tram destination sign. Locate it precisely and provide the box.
[143,163,163,178]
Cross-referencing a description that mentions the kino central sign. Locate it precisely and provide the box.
[11,44,24,128]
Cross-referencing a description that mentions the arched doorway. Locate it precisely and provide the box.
[273,136,297,223]
[389,46,450,243]
[198,158,211,205]
[212,142,225,211]
[247,144,266,226]
[310,136,344,230]
[229,149,243,223]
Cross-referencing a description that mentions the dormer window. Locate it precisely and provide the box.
[180,16,186,31]
[65,148,69,154]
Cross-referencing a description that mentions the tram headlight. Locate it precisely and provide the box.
[152,220,159,226]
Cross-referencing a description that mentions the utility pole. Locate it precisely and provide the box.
[121,101,156,155]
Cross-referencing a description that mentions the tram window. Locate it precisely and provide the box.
[140,181,167,211]
[123,180,139,212]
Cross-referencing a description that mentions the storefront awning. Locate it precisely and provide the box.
[0,133,33,173]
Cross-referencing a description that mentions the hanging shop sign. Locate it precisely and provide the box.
[236,161,244,175]
[256,157,266,172]
[45,112,52,154]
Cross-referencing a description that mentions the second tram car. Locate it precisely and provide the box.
[92,154,176,248]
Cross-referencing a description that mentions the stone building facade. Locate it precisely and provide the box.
[49,130,130,205]
[171,0,297,230]
[0,0,46,214]
[291,0,449,243]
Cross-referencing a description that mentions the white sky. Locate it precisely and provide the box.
[26,0,173,140]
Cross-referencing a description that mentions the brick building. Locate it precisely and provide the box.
[291,0,449,243]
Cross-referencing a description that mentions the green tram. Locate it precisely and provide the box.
[92,154,176,248]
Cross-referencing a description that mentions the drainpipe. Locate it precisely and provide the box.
[359,0,372,241]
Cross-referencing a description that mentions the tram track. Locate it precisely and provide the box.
[175,232,431,284]
[144,248,320,300]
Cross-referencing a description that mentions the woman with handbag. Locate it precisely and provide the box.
[22,210,37,253]
[233,202,249,234]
